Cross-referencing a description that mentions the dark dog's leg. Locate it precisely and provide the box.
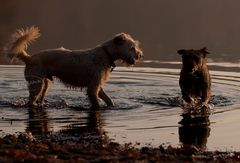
[201,86,210,104]
[182,91,192,104]
[38,78,51,105]
[99,87,114,107]
[87,85,100,109]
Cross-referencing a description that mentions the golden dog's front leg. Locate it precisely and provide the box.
[201,86,210,105]
[87,85,100,109]
[99,88,114,107]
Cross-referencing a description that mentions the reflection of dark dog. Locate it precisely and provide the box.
[178,47,211,104]
[4,27,143,109]
[178,114,210,150]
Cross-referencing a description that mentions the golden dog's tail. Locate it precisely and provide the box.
[4,26,40,63]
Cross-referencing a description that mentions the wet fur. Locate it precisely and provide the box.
[178,47,211,104]
[4,26,143,109]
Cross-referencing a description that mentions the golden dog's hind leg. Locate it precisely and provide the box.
[37,78,51,105]
[99,88,114,107]
[27,78,44,107]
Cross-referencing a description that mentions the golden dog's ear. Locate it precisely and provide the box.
[114,33,126,45]
[200,47,209,57]
[177,49,186,55]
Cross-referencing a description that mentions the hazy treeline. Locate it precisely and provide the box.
[1,0,240,64]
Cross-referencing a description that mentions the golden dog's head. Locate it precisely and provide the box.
[112,33,144,66]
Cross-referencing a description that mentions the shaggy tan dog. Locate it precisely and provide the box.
[4,26,143,109]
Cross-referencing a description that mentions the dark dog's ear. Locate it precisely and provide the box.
[114,33,126,45]
[177,49,185,55]
[200,47,209,57]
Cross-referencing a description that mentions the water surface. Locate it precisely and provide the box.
[0,63,239,151]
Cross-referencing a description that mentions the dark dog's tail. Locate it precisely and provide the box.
[4,26,40,64]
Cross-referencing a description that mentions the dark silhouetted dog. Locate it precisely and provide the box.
[178,47,211,105]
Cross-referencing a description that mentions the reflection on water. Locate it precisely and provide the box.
[59,110,107,142]
[27,108,50,136]
[25,107,108,144]
[179,114,210,150]
[0,64,239,151]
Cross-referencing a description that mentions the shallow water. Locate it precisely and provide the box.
[0,63,239,151]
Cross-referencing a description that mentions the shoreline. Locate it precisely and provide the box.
[0,131,239,162]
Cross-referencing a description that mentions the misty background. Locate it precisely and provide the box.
[0,0,240,64]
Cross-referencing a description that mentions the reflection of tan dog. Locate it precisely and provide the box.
[178,47,211,105]
[4,26,143,109]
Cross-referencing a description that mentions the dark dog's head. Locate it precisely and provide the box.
[178,47,209,74]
